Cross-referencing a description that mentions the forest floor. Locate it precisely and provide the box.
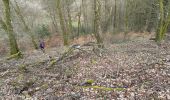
[0,39,170,100]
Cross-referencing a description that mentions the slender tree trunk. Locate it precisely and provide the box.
[114,0,117,29]
[146,3,156,33]
[82,0,89,34]
[94,0,103,47]
[124,0,129,40]
[56,0,69,46]
[162,16,170,34]
[77,10,81,37]
[156,0,165,42]
[104,0,107,25]
[2,0,21,56]
[0,17,7,30]
[13,0,38,49]
[13,1,38,49]
[161,0,169,39]
[102,0,112,33]
[66,0,73,35]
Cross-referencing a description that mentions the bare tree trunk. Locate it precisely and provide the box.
[94,0,103,47]
[66,0,73,35]
[0,17,7,30]
[114,0,117,29]
[102,0,112,33]
[82,0,87,34]
[56,0,69,46]
[77,7,82,37]
[124,0,129,40]
[146,2,156,33]
[155,0,170,42]
[2,0,21,57]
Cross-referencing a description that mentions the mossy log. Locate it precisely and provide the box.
[81,86,126,91]
[6,51,22,60]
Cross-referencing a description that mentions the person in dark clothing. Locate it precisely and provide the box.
[39,40,45,53]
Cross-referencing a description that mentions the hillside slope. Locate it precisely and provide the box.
[0,40,170,99]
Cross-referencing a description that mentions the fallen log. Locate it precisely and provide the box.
[6,51,22,60]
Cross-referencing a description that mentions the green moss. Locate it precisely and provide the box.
[18,64,28,73]
[86,79,94,84]
[41,84,49,90]
[81,85,126,91]
[90,86,113,91]
[114,87,126,91]
[6,51,22,60]
[79,79,95,86]
[47,59,57,68]
[91,58,97,64]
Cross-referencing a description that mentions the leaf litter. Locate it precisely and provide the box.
[0,40,170,99]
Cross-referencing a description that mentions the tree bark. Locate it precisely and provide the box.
[114,0,117,29]
[66,0,73,35]
[0,17,7,30]
[124,0,129,40]
[56,0,69,46]
[155,0,170,42]
[77,10,81,37]
[94,0,103,47]
[2,0,21,57]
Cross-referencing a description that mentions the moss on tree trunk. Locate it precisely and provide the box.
[2,0,21,57]
[94,0,103,48]
[156,0,170,42]
[56,0,69,46]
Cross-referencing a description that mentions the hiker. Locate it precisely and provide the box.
[39,39,45,53]
[39,39,52,60]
